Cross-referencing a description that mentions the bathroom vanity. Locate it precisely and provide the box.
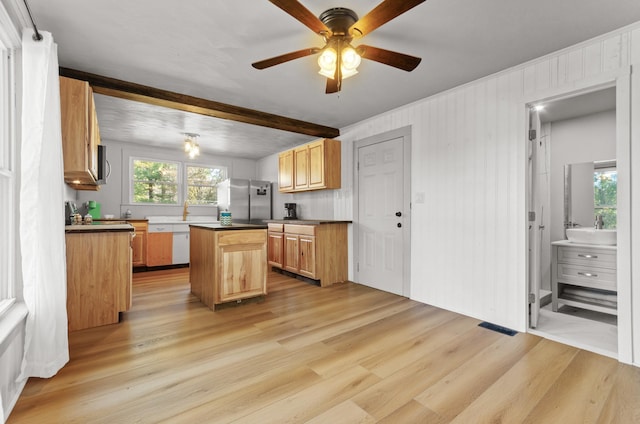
[551,241,617,315]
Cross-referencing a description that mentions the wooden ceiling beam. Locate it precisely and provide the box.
[59,67,340,139]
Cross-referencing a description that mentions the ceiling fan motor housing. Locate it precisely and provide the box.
[319,8,359,36]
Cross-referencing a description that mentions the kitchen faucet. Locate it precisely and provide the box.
[183,201,189,221]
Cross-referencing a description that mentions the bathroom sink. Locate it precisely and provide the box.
[566,228,617,245]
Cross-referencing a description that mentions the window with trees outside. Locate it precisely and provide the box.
[594,166,617,229]
[132,159,179,204]
[187,165,226,205]
[131,159,227,205]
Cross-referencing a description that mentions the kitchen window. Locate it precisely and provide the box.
[131,158,180,204]
[130,158,227,205]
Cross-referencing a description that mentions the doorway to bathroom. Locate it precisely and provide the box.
[526,84,626,359]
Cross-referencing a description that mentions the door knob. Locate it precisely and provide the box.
[397,223,402,228]
[396,211,402,217]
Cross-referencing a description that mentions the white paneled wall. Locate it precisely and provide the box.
[339,22,640,345]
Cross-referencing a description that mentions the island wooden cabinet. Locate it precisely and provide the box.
[269,222,347,287]
[190,226,267,309]
[60,76,102,190]
[65,228,133,331]
[278,138,341,193]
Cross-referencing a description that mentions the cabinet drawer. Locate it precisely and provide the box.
[268,223,284,232]
[148,224,173,233]
[284,224,316,236]
[557,246,616,268]
[217,230,266,246]
[556,263,616,290]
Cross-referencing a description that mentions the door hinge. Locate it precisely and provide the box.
[529,129,536,141]
[529,293,536,304]
[528,211,536,222]
[357,262,359,272]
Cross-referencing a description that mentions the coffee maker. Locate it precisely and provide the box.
[284,203,297,220]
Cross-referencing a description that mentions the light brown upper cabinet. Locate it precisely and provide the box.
[60,76,102,190]
[278,138,341,193]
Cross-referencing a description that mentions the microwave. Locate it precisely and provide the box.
[96,145,108,185]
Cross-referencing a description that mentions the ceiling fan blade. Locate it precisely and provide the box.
[326,77,340,94]
[268,0,331,35]
[252,48,321,69]
[357,45,422,71]
[349,0,427,38]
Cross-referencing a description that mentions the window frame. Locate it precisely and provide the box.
[0,6,20,311]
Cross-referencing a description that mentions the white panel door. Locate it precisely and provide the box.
[357,137,405,295]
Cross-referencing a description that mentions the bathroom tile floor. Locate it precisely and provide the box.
[531,303,617,358]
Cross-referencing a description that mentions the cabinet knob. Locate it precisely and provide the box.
[396,211,402,217]
[397,223,402,228]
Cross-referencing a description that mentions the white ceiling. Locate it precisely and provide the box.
[28,0,640,159]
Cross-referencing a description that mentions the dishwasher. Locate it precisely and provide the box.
[172,224,190,265]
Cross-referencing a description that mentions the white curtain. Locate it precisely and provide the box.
[18,29,69,380]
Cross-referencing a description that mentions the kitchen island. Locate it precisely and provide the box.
[65,223,134,331]
[189,223,268,310]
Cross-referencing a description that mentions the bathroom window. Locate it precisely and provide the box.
[594,167,617,229]
[131,158,180,204]
[186,165,226,205]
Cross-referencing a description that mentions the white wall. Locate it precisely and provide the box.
[76,140,258,219]
[334,21,640,364]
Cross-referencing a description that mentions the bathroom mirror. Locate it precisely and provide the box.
[564,159,617,230]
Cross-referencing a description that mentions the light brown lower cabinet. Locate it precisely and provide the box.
[190,226,267,310]
[65,229,133,331]
[146,232,172,267]
[268,222,347,287]
[130,221,147,267]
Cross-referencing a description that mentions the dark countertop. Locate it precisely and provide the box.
[189,223,268,231]
[264,219,352,225]
[65,223,134,233]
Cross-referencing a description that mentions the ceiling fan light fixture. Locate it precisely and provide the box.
[318,47,337,78]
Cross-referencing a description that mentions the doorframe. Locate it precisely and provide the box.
[522,68,633,363]
[352,126,412,297]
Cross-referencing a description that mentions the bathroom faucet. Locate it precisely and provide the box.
[595,215,604,229]
[183,201,189,221]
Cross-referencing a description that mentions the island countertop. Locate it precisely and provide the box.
[189,223,267,231]
[65,223,134,233]
[264,219,352,225]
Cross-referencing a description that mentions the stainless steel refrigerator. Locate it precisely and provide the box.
[217,179,272,224]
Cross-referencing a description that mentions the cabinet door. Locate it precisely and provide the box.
[267,231,284,268]
[278,150,294,192]
[293,145,309,190]
[217,243,266,303]
[283,233,299,272]
[88,91,100,179]
[298,235,316,278]
[131,230,145,266]
[307,140,325,188]
[147,232,173,266]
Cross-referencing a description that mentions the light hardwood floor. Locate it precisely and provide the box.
[8,268,640,423]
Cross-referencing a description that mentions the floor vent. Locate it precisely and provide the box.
[478,321,517,336]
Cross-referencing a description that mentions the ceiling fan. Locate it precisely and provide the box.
[252,0,426,94]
